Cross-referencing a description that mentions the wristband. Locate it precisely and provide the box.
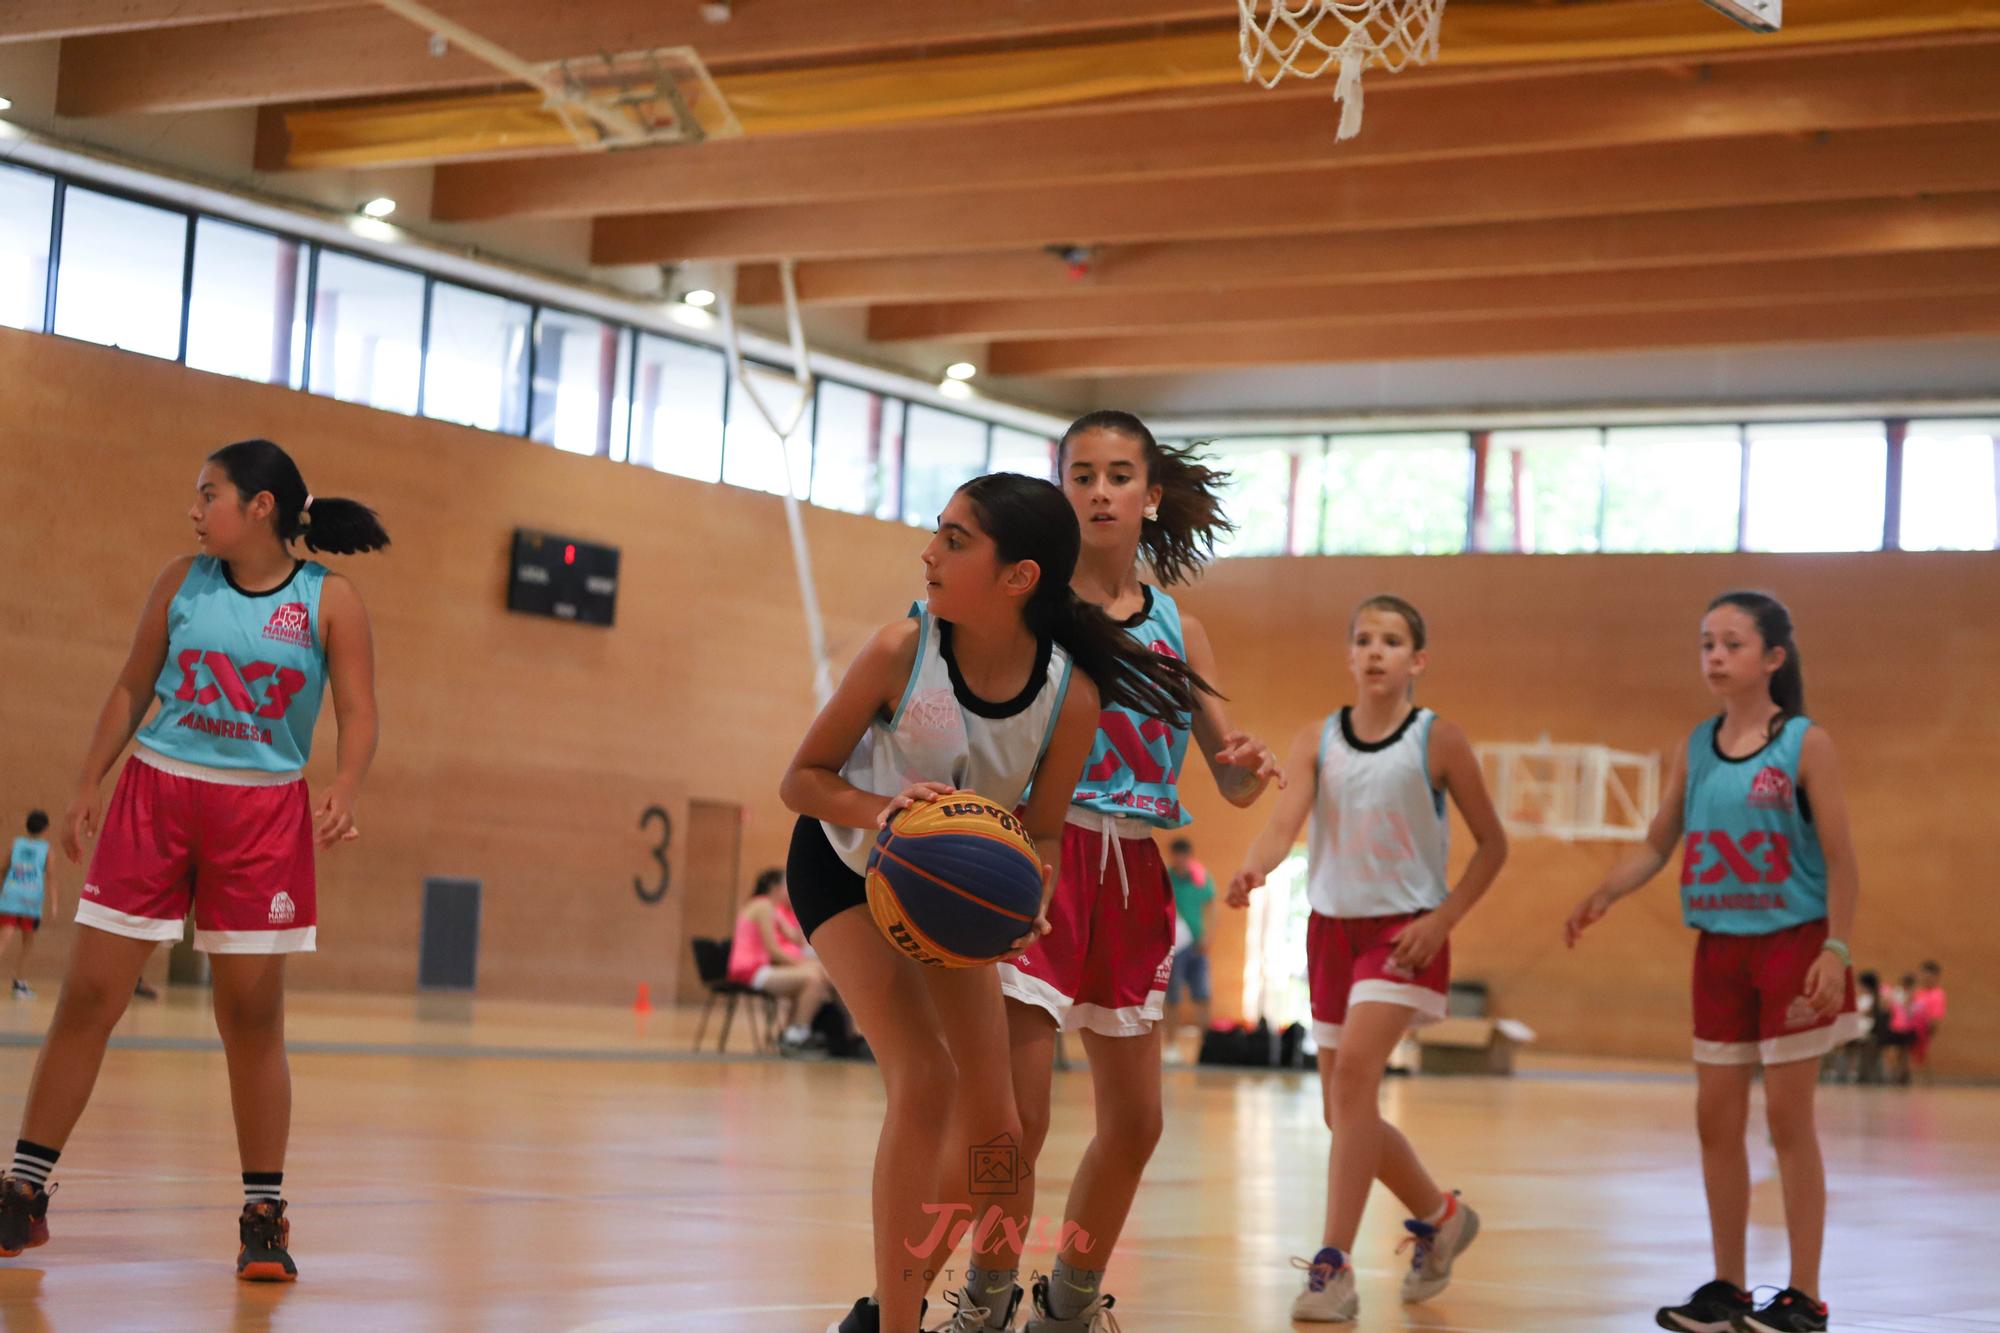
[1820,937,1851,969]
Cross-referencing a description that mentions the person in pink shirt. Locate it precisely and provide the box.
[1909,960,1946,1073]
[727,868,833,1051]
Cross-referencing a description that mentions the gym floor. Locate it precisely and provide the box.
[0,993,1988,1332]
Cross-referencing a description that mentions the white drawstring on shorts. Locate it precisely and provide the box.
[1067,808,1142,908]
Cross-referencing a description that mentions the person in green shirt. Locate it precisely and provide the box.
[1166,837,1214,1034]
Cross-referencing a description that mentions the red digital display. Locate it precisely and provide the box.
[563,544,576,565]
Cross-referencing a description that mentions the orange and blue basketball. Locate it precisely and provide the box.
[866,797,1043,967]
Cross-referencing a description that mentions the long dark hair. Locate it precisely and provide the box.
[751,868,784,897]
[956,473,1215,723]
[1057,410,1232,587]
[1708,589,1804,738]
[208,438,390,555]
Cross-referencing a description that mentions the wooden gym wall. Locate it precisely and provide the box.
[0,328,920,1006]
[1175,550,1997,1076]
[0,328,1991,1073]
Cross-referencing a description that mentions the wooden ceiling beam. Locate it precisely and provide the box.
[432,40,2000,220]
[737,194,2000,307]
[982,291,2000,377]
[0,0,346,44]
[866,249,2000,341]
[52,0,1234,116]
[590,122,2000,264]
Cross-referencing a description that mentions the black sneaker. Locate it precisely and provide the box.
[1657,1279,1753,1332]
[236,1199,297,1282]
[0,1177,53,1257]
[826,1295,926,1333]
[1740,1288,1829,1332]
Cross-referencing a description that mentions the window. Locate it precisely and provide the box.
[901,404,988,525]
[722,362,814,497]
[52,187,187,361]
[989,426,1055,481]
[1484,429,1604,553]
[307,250,424,414]
[1900,419,1999,551]
[1207,437,1319,558]
[1320,432,1469,555]
[185,219,305,387]
[812,381,898,516]
[1744,422,1887,552]
[630,334,727,479]
[1239,848,1312,1030]
[1601,425,1742,553]
[0,166,55,333]
[531,308,630,456]
[423,282,531,434]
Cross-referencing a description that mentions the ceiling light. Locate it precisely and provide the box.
[360,197,397,219]
[0,97,13,113]
[670,304,717,331]
[938,379,973,401]
[945,361,977,381]
[682,288,717,308]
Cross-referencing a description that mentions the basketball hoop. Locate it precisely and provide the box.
[1476,738,1660,843]
[1238,0,1447,141]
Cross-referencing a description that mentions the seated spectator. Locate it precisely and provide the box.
[1830,970,1882,1084]
[1881,971,1920,1085]
[727,868,833,1053]
[1909,960,1947,1078]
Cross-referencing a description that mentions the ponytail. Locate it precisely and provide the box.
[1707,590,1805,737]
[208,438,390,556]
[1036,590,1215,724]
[954,471,1217,726]
[1059,411,1233,587]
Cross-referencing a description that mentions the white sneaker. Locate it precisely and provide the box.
[1400,1191,1481,1304]
[1290,1248,1358,1322]
[1022,1276,1121,1332]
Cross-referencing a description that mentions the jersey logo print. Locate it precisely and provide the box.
[1747,765,1795,810]
[1681,829,1793,887]
[1084,713,1176,785]
[261,602,312,648]
[174,650,307,721]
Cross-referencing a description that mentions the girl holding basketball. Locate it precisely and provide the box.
[1229,593,1508,1324]
[1567,592,1859,1333]
[977,411,1284,1333]
[0,438,384,1281]
[779,472,1207,1333]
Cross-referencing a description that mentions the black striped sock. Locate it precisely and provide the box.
[243,1171,283,1206]
[9,1140,58,1190]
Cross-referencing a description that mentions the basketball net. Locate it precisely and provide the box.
[1238,0,1447,140]
[717,262,834,707]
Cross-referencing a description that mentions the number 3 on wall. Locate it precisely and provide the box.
[635,805,672,904]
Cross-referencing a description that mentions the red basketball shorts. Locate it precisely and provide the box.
[997,811,1175,1038]
[1306,911,1450,1048]
[1691,918,1859,1066]
[78,749,317,954]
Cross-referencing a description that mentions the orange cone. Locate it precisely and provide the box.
[633,982,652,1015]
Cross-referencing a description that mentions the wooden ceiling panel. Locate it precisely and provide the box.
[865,249,2000,341]
[591,123,2000,264]
[432,41,2000,220]
[52,0,1235,116]
[983,290,2000,376]
[737,195,2000,306]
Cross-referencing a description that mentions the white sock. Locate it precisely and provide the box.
[783,1024,810,1043]
[1422,1194,1452,1225]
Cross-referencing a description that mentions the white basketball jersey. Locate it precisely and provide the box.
[822,604,1074,875]
[1306,707,1450,918]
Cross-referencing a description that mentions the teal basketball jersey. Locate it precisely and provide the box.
[136,557,330,773]
[0,838,49,919]
[1680,715,1828,935]
[1069,585,1194,829]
